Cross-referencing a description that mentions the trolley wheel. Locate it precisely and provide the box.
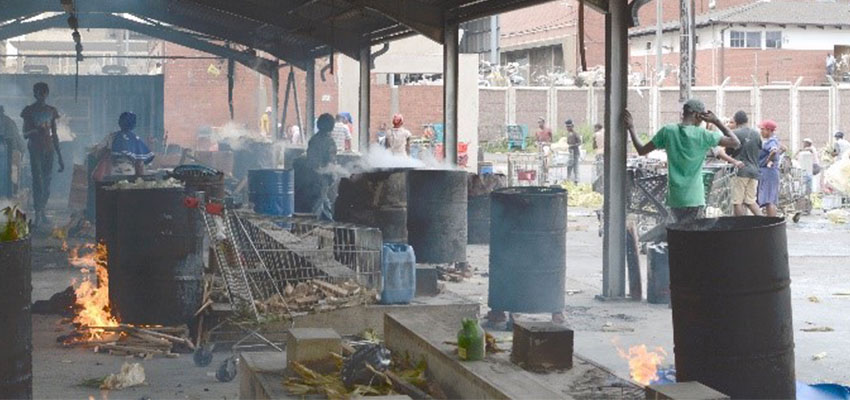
[216,356,238,382]
[792,212,802,223]
[193,345,214,367]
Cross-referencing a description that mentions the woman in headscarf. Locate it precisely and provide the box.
[385,114,411,155]
[92,112,154,180]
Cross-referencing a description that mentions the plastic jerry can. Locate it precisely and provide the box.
[380,243,416,304]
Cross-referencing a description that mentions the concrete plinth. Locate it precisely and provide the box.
[645,382,730,400]
[415,266,440,296]
[511,321,574,371]
[286,328,341,373]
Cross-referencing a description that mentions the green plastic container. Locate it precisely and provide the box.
[457,318,485,361]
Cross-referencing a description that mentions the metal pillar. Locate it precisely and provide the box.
[679,0,693,102]
[443,21,459,165]
[359,46,371,153]
[602,0,629,298]
[305,58,316,136]
[655,0,663,82]
[489,16,500,65]
[271,65,280,139]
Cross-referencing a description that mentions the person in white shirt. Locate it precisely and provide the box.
[832,131,850,161]
[386,114,411,155]
[331,114,352,153]
[289,124,303,146]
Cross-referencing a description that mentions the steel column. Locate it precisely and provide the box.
[359,47,372,153]
[602,0,629,298]
[443,21,460,166]
[305,58,316,136]
[271,66,280,139]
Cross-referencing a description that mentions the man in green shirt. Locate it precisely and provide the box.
[625,99,741,223]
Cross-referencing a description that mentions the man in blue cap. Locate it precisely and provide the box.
[625,99,740,224]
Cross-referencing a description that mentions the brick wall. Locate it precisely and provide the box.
[632,48,829,87]
[626,88,651,134]
[557,88,589,129]
[799,90,831,149]
[479,88,507,142]
[397,85,443,136]
[761,89,791,135]
[515,89,550,131]
[723,90,752,118]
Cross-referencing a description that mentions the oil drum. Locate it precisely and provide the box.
[407,170,467,264]
[0,236,32,399]
[335,168,409,243]
[667,217,794,399]
[109,187,204,325]
[488,186,567,313]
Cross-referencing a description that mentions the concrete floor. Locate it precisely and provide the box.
[31,267,240,399]
[26,193,849,397]
[448,209,850,386]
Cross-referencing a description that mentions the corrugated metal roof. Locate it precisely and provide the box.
[630,0,850,37]
[0,0,569,67]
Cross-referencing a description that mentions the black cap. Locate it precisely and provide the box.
[835,131,845,139]
[565,119,574,127]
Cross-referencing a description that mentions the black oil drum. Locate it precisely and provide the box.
[407,170,467,264]
[109,187,205,325]
[335,168,409,243]
[646,243,670,304]
[488,187,567,313]
[667,217,794,399]
[0,236,32,399]
[467,173,507,245]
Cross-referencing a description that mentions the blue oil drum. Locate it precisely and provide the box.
[488,186,567,313]
[248,169,294,216]
[380,243,416,304]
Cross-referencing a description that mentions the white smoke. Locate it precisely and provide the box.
[56,118,76,142]
[213,121,269,151]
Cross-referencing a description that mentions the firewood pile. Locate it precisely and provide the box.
[254,279,377,315]
[63,325,194,358]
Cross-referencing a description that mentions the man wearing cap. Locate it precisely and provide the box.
[534,117,553,144]
[718,111,762,216]
[566,119,581,183]
[832,131,850,161]
[757,120,783,217]
[625,99,740,224]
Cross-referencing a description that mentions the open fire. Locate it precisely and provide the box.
[70,243,118,339]
[617,344,667,386]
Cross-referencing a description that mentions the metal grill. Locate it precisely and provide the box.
[201,209,381,322]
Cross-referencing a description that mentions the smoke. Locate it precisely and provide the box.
[213,121,269,151]
[359,146,424,169]
[56,118,76,142]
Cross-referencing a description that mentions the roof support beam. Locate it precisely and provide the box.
[186,0,362,59]
[0,12,281,76]
[349,0,443,43]
[0,0,311,69]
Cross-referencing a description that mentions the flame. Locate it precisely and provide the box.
[72,243,118,339]
[68,243,97,269]
[617,344,667,385]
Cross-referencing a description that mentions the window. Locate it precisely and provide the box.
[730,31,761,48]
[766,31,782,48]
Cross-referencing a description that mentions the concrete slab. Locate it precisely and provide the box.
[646,382,730,400]
[209,291,479,347]
[384,312,564,399]
[286,328,341,372]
